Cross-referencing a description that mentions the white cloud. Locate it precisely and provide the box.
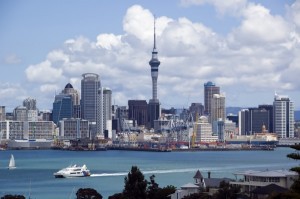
[288,1,300,29]
[4,54,21,64]
[25,60,63,83]
[180,0,247,16]
[230,3,291,45]
[22,3,300,109]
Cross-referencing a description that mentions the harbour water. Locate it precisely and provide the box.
[0,147,298,199]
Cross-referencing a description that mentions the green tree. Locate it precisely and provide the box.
[155,185,176,199]
[147,175,160,199]
[123,166,148,199]
[212,181,240,199]
[76,188,103,199]
[108,193,124,199]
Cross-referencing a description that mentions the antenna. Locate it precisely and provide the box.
[153,15,156,50]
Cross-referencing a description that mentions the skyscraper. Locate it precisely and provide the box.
[23,98,37,110]
[97,87,112,137]
[210,94,226,124]
[148,18,161,128]
[81,73,101,123]
[238,107,272,135]
[204,81,220,116]
[52,94,73,125]
[62,83,80,118]
[128,100,148,127]
[62,83,80,105]
[273,93,294,138]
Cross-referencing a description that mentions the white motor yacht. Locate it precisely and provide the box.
[54,164,91,178]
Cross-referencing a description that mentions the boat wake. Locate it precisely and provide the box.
[91,168,199,177]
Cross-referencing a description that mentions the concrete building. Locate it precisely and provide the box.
[81,73,101,123]
[195,116,218,143]
[0,106,5,121]
[230,170,298,194]
[210,94,226,124]
[81,73,101,138]
[273,93,294,138]
[204,81,220,116]
[97,87,112,137]
[23,97,37,110]
[0,121,55,140]
[148,19,161,129]
[59,118,89,140]
[13,106,28,121]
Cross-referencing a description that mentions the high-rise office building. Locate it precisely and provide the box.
[97,87,112,137]
[258,104,274,133]
[62,83,80,105]
[81,73,100,123]
[128,100,148,127]
[0,106,5,121]
[13,106,28,121]
[148,19,161,128]
[189,103,204,121]
[204,81,220,116]
[52,94,73,125]
[23,98,37,110]
[273,93,294,138]
[23,98,38,121]
[210,94,226,124]
[62,83,80,118]
[239,106,272,135]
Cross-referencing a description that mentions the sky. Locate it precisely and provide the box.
[0,0,300,111]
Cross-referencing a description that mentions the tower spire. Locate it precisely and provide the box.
[153,16,156,50]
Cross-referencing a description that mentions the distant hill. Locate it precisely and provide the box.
[226,107,300,121]
[226,107,243,115]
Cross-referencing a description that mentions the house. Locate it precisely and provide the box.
[170,170,234,199]
[230,169,298,195]
[251,184,289,199]
[170,183,199,199]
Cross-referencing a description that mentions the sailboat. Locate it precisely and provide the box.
[8,154,16,169]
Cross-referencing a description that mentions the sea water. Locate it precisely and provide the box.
[0,147,297,199]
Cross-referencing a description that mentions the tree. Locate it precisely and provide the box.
[147,175,160,199]
[123,166,148,199]
[155,185,176,199]
[212,181,240,199]
[108,193,124,199]
[76,188,103,199]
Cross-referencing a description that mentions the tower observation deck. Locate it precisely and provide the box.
[149,18,160,102]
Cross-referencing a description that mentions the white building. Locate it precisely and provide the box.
[0,121,55,140]
[97,87,112,138]
[195,116,218,143]
[273,93,294,138]
[210,93,226,124]
[230,170,298,194]
[59,118,89,140]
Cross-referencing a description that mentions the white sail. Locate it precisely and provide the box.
[8,154,16,169]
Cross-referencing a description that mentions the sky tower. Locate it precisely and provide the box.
[148,18,161,128]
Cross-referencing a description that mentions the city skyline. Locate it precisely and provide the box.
[1,0,300,111]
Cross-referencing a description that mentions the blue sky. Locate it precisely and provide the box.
[0,0,299,111]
